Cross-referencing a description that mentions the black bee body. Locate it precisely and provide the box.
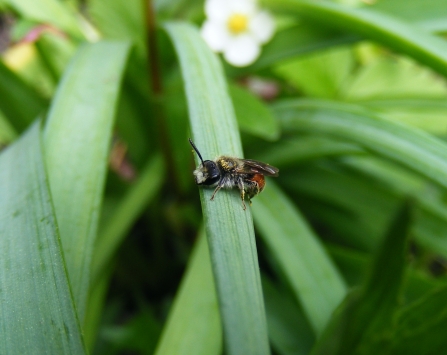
[189,139,278,210]
[215,156,265,198]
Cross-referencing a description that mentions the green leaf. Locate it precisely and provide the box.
[89,0,146,55]
[165,22,270,355]
[35,32,77,81]
[88,0,151,104]
[5,0,84,38]
[387,284,447,354]
[281,163,400,251]
[228,24,359,74]
[274,46,354,99]
[263,277,315,355]
[230,4,447,76]
[255,136,363,168]
[0,122,85,355]
[0,109,17,145]
[264,0,447,78]
[92,154,165,282]
[83,269,111,352]
[360,98,447,135]
[342,57,447,101]
[229,84,280,141]
[0,60,47,132]
[253,182,347,335]
[164,69,199,194]
[44,41,130,322]
[311,201,411,355]
[340,156,447,258]
[328,243,443,304]
[370,0,447,32]
[326,244,370,287]
[154,231,222,355]
[282,156,447,259]
[273,99,447,190]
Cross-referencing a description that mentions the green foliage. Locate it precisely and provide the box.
[165,22,270,355]
[1,0,447,354]
[0,60,47,132]
[44,41,130,321]
[253,182,346,335]
[312,201,411,355]
[0,123,86,354]
[154,231,221,355]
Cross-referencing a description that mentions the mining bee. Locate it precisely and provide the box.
[189,138,279,210]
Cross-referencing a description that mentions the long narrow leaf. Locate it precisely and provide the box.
[165,22,271,355]
[44,41,130,322]
[253,182,346,335]
[0,122,85,354]
[370,0,447,32]
[229,84,279,141]
[273,99,447,190]
[387,284,447,354]
[154,231,222,355]
[228,24,359,75]
[5,0,84,38]
[255,136,363,168]
[265,0,447,78]
[263,277,315,355]
[312,201,411,355]
[0,60,47,132]
[0,110,17,145]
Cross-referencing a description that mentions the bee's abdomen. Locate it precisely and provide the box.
[244,174,266,199]
[249,174,265,191]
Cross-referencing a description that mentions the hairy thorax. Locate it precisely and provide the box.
[216,156,240,172]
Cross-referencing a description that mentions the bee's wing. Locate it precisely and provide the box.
[236,159,279,177]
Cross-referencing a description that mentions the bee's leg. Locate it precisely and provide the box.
[238,178,247,210]
[240,188,247,211]
[246,182,256,206]
[210,185,223,201]
[210,178,225,201]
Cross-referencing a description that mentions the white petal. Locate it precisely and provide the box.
[201,20,231,52]
[223,34,260,67]
[249,11,275,44]
[205,0,231,22]
[228,0,257,16]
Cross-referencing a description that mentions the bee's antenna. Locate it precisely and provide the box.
[189,138,204,164]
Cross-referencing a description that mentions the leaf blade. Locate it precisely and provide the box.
[265,0,447,78]
[230,84,280,141]
[312,201,412,355]
[0,122,85,355]
[154,231,222,355]
[44,41,130,322]
[253,182,347,335]
[273,99,447,190]
[6,0,84,38]
[165,22,271,355]
[0,60,47,132]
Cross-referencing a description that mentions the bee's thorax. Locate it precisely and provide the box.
[216,156,239,172]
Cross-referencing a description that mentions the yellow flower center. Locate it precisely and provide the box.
[227,14,249,34]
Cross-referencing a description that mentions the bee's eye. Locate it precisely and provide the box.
[202,161,220,185]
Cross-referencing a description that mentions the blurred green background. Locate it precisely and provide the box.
[1,0,447,354]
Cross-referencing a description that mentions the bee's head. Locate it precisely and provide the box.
[189,139,221,186]
[193,160,220,185]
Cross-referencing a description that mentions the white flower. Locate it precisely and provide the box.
[201,0,275,67]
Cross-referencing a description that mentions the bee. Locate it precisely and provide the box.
[189,138,279,210]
